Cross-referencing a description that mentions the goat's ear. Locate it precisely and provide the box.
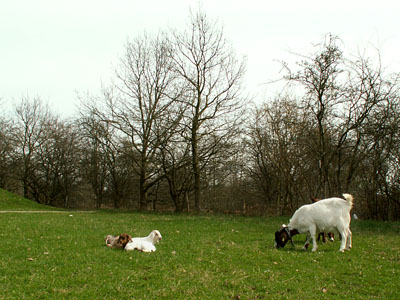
[282,224,287,227]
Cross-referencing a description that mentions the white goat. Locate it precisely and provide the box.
[274,194,353,252]
[125,230,162,252]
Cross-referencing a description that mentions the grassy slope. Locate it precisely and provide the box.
[0,191,399,299]
[0,188,58,211]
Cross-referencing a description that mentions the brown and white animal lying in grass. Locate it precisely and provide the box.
[125,230,162,252]
[105,233,132,249]
[275,194,353,252]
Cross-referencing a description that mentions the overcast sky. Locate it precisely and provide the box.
[1,0,399,117]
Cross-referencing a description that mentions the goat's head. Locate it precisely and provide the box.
[274,225,297,249]
[150,230,162,244]
[105,235,114,245]
[118,233,132,249]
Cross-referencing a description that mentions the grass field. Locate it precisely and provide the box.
[0,189,399,299]
[0,189,60,211]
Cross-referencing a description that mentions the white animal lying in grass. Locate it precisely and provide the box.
[125,230,162,252]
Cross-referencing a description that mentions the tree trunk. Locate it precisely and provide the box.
[139,174,147,210]
[185,191,190,212]
[192,121,201,212]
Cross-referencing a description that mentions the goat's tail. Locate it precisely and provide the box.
[342,193,354,209]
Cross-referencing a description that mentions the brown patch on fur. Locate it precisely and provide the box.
[117,233,132,249]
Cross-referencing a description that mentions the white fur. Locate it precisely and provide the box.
[287,194,353,252]
[125,230,162,252]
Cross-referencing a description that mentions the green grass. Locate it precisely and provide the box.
[0,190,399,299]
[0,188,59,211]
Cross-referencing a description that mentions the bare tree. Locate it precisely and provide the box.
[0,115,13,188]
[171,10,246,211]
[247,97,311,214]
[11,97,51,201]
[86,33,185,210]
[346,56,400,219]
[257,35,400,220]
[283,34,344,196]
[34,118,82,207]
[159,140,193,212]
[79,111,110,208]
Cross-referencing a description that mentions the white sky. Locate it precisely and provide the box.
[1,0,399,117]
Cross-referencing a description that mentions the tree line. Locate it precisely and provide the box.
[1,12,399,220]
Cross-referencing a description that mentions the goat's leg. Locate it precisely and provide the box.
[328,232,334,242]
[338,227,348,252]
[303,233,311,250]
[346,228,352,250]
[310,225,318,252]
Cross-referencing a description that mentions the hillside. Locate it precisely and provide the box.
[0,188,57,211]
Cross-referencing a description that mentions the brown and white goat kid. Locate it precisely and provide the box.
[105,233,132,249]
[274,194,353,252]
